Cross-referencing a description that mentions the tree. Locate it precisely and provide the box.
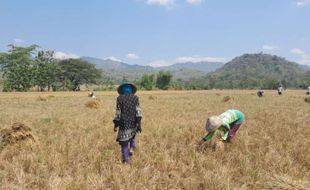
[261,77,279,89]
[0,44,38,91]
[140,74,154,90]
[156,71,172,90]
[34,51,61,91]
[58,59,102,91]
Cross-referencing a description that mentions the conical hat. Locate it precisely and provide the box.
[117,83,137,95]
[206,116,222,132]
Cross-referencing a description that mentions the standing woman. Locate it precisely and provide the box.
[113,83,142,163]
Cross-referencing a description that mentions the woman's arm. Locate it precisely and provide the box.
[113,97,121,130]
[135,97,142,133]
[203,131,215,142]
[219,124,230,141]
[197,131,215,146]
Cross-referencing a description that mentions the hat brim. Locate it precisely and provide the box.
[117,83,137,95]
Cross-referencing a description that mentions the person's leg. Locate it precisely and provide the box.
[129,136,136,157]
[120,142,130,163]
[227,124,242,142]
[129,136,136,149]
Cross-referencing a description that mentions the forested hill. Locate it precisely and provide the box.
[83,53,309,89]
[81,57,223,82]
[202,53,309,89]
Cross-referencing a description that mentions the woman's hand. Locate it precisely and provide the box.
[196,139,205,146]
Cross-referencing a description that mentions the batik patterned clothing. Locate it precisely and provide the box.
[113,94,142,143]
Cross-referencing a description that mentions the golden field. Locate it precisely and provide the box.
[0,90,309,190]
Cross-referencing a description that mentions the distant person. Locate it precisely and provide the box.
[257,90,264,97]
[278,86,284,95]
[113,83,142,163]
[197,109,245,146]
[88,91,96,98]
[307,86,310,95]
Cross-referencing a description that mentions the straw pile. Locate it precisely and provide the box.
[0,123,36,152]
[222,96,233,102]
[212,141,225,152]
[149,95,157,100]
[37,96,47,101]
[85,100,100,109]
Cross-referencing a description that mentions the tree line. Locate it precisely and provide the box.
[0,45,102,91]
[0,45,175,92]
[1,45,308,91]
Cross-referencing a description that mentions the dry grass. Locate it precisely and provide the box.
[0,90,309,189]
[222,95,233,102]
[37,96,48,102]
[85,100,100,109]
[305,97,310,103]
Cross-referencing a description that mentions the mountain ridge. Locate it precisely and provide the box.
[205,53,308,88]
[81,56,223,82]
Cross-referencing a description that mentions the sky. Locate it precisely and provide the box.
[1,0,310,66]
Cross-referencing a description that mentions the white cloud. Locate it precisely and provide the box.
[13,38,25,44]
[148,60,171,67]
[290,48,305,55]
[144,0,175,7]
[186,0,204,5]
[175,56,226,63]
[290,48,310,65]
[295,0,310,7]
[53,51,80,60]
[262,45,279,51]
[127,53,140,60]
[105,56,122,62]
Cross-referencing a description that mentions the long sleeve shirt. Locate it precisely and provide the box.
[113,94,142,142]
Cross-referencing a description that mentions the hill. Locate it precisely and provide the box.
[183,53,310,89]
[204,53,308,89]
[82,54,309,89]
[81,57,154,82]
[158,61,224,73]
[81,57,223,82]
[157,62,224,79]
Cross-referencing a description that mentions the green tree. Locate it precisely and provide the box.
[156,71,172,90]
[58,59,102,91]
[34,51,61,91]
[0,44,38,91]
[261,77,279,89]
[140,74,154,90]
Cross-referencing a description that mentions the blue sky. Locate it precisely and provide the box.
[1,0,310,66]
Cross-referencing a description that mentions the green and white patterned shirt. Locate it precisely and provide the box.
[203,109,245,142]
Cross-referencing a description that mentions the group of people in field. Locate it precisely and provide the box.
[111,83,310,163]
[256,85,310,97]
[112,83,245,163]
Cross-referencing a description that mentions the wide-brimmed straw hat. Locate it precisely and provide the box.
[117,83,137,95]
[206,116,222,132]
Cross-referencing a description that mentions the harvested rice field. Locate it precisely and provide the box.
[0,90,309,189]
